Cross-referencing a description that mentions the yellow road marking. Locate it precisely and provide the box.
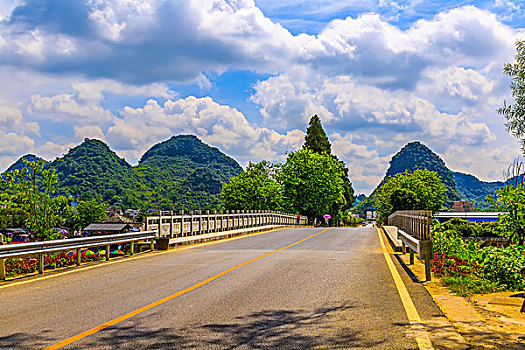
[0,227,288,290]
[376,227,433,350]
[43,228,332,349]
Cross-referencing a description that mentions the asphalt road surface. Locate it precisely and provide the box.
[1,226,446,349]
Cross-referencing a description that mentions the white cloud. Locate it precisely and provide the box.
[0,2,523,194]
[106,96,305,165]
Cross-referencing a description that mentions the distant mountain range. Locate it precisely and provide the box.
[4,135,242,210]
[5,137,510,212]
[354,141,507,213]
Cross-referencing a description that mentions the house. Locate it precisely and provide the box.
[82,223,134,235]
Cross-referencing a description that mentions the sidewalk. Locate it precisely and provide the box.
[390,236,525,349]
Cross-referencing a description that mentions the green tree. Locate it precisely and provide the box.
[487,160,525,245]
[304,115,331,154]
[221,161,283,210]
[499,40,525,152]
[303,115,355,221]
[376,169,446,223]
[280,148,345,221]
[2,159,66,239]
[69,199,108,230]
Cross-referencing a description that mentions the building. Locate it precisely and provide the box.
[434,212,503,223]
[82,223,134,235]
[452,201,474,212]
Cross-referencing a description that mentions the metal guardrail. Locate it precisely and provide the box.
[146,210,307,238]
[0,231,156,280]
[388,210,433,281]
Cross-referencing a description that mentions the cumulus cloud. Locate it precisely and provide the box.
[0,0,301,83]
[0,1,523,194]
[106,96,305,165]
[252,71,495,146]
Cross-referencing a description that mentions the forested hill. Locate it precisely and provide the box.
[50,139,137,202]
[5,154,45,173]
[134,135,243,209]
[3,136,243,210]
[453,172,504,209]
[385,141,460,205]
[353,141,513,214]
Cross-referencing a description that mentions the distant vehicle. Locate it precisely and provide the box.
[10,233,30,244]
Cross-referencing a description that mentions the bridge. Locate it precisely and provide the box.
[1,211,507,349]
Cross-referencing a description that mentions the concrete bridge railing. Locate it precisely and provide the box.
[145,210,308,239]
[388,210,433,281]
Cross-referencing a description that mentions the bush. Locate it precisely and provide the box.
[433,223,525,293]
[431,253,480,278]
[5,252,104,278]
[434,219,504,238]
[475,245,525,290]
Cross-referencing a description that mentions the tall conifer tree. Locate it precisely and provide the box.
[303,115,355,220]
[304,115,331,154]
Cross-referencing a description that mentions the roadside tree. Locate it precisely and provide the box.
[303,115,355,223]
[376,169,446,223]
[499,40,525,152]
[68,199,108,230]
[221,161,284,211]
[280,148,345,221]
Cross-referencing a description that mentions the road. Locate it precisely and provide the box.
[1,226,449,349]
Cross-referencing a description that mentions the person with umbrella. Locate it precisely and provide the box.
[323,214,331,226]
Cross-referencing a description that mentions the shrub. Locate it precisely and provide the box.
[5,252,104,278]
[431,253,480,278]
[475,245,525,290]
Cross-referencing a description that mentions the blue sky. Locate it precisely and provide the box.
[0,0,524,194]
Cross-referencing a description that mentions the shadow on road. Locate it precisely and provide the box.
[62,302,385,349]
[0,330,54,349]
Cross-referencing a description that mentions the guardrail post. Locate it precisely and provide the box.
[39,253,44,274]
[106,245,110,261]
[0,258,6,280]
[76,248,81,265]
[409,250,414,265]
[130,241,135,255]
[150,239,154,251]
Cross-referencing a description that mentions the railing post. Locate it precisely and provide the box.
[179,210,184,237]
[106,245,110,261]
[190,211,194,236]
[157,210,161,238]
[0,258,6,280]
[76,248,81,265]
[130,241,135,255]
[39,253,44,274]
[169,210,174,238]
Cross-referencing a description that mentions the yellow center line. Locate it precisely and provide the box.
[376,227,433,350]
[0,227,287,290]
[43,228,332,350]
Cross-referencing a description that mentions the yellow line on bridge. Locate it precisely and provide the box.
[376,227,433,350]
[43,227,332,349]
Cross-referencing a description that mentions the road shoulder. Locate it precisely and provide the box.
[386,227,525,349]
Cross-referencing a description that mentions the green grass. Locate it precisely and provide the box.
[440,276,503,297]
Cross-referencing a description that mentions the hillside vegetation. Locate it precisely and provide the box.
[4,135,242,210]
[354,141,505,214]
